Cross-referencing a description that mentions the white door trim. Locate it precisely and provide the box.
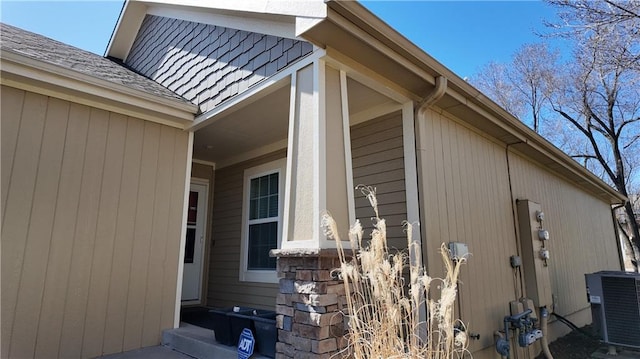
[181,178,209,306]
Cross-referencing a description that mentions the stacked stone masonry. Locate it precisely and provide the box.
[274,254,349,359]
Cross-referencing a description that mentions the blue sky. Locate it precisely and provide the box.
[0,1,560,80]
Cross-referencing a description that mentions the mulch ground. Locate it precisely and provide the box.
[535,325,601,359]
[535,325,640,359]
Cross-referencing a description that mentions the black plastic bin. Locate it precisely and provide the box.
[208,307,252,346]
[253,311,277,358]
[228,309,274,347]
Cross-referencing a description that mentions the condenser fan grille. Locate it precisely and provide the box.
[602,276,640,347]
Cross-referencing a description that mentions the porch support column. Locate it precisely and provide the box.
[272,60,352,358]
[281,60,352,249]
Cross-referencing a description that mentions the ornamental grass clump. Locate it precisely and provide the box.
[321,186,470,359]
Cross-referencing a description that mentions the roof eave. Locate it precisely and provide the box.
[1,50,198,129]
[306,0,625,205]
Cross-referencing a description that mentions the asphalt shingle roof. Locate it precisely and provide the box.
[0,23,194,108]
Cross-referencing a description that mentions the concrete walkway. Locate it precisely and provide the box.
[97,345,195,359]
[95,321,270,359]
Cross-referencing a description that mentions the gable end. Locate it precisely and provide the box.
[125,15,313,113]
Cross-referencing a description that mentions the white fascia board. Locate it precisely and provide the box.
[108,0,326,61]
[139,0,327,19]
[147,5,297,39]
[295,17,325,37]
[106,0,148,60]
[1,51,197,129]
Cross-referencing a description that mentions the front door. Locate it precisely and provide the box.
[182,181,207,303]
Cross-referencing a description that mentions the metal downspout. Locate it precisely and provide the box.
[417,76,448,114]
[413,74,448,271]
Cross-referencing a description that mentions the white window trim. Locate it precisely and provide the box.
[239,158,286,283]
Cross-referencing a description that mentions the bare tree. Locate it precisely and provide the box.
[546,0,640,70]
[472,44,558,133]
[473,61,525,119]
[472,0,640,270]
[510,44,559,133]
[546,0,640,270]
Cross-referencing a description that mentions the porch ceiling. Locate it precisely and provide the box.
[193,75,397,167]
[193,84,291,165]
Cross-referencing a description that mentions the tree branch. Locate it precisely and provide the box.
[624,134,640,149]
[617,117,640,138]
[604,0,640,19]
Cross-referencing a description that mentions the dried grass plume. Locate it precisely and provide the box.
[322,185,470,359]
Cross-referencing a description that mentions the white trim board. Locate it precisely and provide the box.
[189,48,326,131]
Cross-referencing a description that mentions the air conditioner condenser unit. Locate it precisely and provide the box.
[585,271,640,349]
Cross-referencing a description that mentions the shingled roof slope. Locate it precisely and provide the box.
[0,23,194,107]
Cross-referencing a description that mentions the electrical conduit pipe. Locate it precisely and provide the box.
[540,307,554,359]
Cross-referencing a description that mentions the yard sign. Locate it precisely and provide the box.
[238,328,255,359]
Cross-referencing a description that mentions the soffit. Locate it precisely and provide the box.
[193,82,290,164]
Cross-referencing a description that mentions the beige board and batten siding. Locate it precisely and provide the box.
[207,150,286,309]
[1,85,190,358]
[418,108,517,355]
[418,107,621,358]
[351,111,408,250]
[509,152,619,316]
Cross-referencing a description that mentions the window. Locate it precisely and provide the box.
[240,158,286,282]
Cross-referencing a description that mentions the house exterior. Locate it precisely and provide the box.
[0,1,625,359]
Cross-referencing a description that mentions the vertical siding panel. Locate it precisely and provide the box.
[59,108,109,358]
[1,86,25,221]
[449,122,464,242]
[509,153,618,318]
[161,130,189,331]
[81,113,128,358]
[142,126,177,346]
[456,125,479,336]
[123,122,161,351]
[34,103,90,358]
[102,118,144,354]
[11,98,68,358]
[418,110,438,265]
[429,112,448,279]
[466,130,491,345]
[0,86,25,359]
[2,88,191,357]
[439,118,454,245]
[419,110,520,352]
[3,92,47,358]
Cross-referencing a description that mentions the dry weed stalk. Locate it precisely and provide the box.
[321,186,470,359]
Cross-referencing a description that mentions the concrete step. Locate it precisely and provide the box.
[162,323,269,359]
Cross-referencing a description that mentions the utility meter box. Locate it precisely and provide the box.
[516,200,552,307]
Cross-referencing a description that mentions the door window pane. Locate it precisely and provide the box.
[187,191,198,225]
[184,228,196,263]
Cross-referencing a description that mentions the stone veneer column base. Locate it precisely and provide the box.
[270,248,350,359]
